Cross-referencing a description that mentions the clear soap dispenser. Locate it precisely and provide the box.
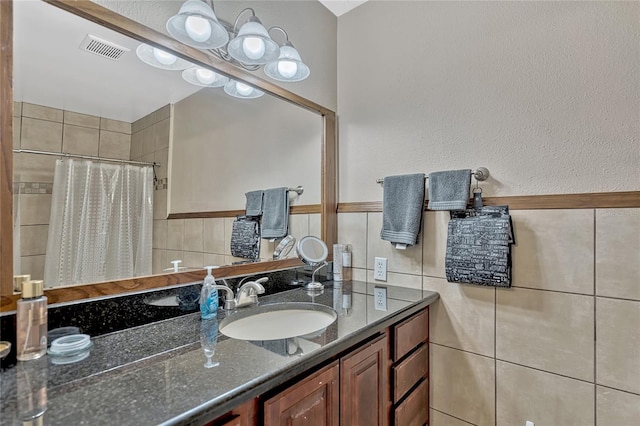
[200,266,219,320]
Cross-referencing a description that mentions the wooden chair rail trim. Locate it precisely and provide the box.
[0,258,304,312]
[337,191,640,213]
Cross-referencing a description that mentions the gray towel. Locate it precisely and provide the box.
[427,169,471,211]
[261,187,289,239]
[380,173,425,246]
[245,190,264,216]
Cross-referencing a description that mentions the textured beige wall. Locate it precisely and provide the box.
[337,2,639,424]
[93,0,337,110]
[337,1,640,201]
[168,88,321,213]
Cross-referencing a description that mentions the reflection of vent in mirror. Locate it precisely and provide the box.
[79,34,129,60]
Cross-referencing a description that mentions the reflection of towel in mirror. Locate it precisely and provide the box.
[380,173,425,246]
[245,190,264,216]
[427,169,471,211]
[261,187,289,239]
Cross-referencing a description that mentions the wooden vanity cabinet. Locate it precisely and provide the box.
[205,398,258,426]
[264,361,340,426]
[391,307,430,426]
[340,333,390,426]
[208,306,429,426]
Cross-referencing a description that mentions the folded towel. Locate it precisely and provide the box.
[380,173,425,246]
[261,187,289,239]
[245,190,264,216]
[427,169,472,211]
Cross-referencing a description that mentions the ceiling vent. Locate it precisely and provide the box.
[79,34,129,60]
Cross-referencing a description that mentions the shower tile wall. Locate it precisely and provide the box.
[13,102,132,281]
[337,208,640,425]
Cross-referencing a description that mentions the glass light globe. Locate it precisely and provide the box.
[152,48,178,65]
[195,68,216,85]
[277,60,298,79]
[185,15,212,43]
[242,37,266,60]
[236,82,253,96]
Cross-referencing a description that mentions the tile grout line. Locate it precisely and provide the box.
[431,408,478,426]
[494,285,497,426]
[593,208,597,425]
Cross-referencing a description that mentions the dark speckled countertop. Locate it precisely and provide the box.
[0,281,438,426]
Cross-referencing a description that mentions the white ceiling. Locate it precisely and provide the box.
[318,0,368,17]
[14,1,201,123]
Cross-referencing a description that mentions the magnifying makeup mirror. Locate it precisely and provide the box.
[273,235,296,260]
[296,236,329,291]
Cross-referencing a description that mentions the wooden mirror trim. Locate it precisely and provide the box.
[0,0,337,312]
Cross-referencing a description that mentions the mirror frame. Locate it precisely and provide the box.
[0,0,337,312]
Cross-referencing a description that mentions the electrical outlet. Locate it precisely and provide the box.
[374,257,387,281]
[525,421,535,426]
[374,286,387,311]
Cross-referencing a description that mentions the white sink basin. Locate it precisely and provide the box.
[219,303,337,341]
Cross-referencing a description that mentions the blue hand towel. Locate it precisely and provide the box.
[427,169,471,211]
[261,187,289,239]
[380,173,425,246]
[245,190,264,216]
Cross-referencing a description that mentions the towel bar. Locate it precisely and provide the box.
[376,167,490,184]
[288,186,304,195]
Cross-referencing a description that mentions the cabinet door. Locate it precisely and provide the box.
[340,333,390,426]
[264,361,339,426]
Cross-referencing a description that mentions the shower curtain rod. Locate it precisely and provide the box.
[12,149,160,167]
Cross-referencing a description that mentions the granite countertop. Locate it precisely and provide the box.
[0,282,438,426]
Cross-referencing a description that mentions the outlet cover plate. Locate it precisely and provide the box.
[374,286,387,311]
[374,257,387,281]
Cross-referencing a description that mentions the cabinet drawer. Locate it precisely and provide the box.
[393,343,428,403]
[394,308,429,361]
[394,378,428,426]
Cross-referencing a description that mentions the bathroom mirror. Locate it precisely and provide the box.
[0,0,337,311]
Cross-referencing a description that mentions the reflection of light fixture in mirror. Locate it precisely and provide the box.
[182,66,229,87]
[166,0,229,49]
[264,28,310,82]
[296,236,329,291]
[224,80,265,99]
[227,9,280,65]
[135,44,191,70]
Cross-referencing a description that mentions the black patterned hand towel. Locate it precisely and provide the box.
[445,208,513,287]
[380,173,425,246]
[427,169,471,211]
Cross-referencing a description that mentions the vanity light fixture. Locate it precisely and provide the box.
[226,9,280,65]
[135,44,191,70]
[224,80,265,99]
[263,28,310,82]
[166,0,229,50]
[137,0,310,100]
[182,66,229,87]
[165,0,310,82]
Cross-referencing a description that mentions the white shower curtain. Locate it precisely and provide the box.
[44,159,153,287]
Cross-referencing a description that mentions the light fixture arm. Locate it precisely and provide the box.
[232,8,257,33]
[268,26,289,45]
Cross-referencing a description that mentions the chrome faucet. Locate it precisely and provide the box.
[209,284,236,311]
[234,277,268,308]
